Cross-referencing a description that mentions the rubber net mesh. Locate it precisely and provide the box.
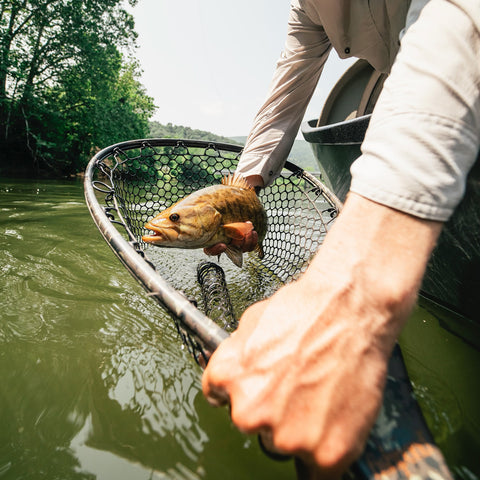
[90,139,339,354]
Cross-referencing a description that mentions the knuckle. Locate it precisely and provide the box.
[230,396,274,434]
[204,356,229,383]
[230,402,260,433]
[272,426,316,456]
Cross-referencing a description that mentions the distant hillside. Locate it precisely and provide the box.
[149,121,242,145]
[230,136,318,172]
[148,122,318,172]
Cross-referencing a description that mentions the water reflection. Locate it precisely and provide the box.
[0,179,293,480]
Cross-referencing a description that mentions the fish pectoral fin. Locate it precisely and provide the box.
[225,245,243,268]
[223,222,254,241]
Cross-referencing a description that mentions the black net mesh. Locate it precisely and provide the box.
[87,139,340,357]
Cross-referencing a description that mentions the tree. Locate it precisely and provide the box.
[0,0,155,177]
[148,121,241,145]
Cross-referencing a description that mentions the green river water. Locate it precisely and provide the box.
[1,178,479,479]
[0,179,295,480]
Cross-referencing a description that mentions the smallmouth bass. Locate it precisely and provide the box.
[142,175,267,267]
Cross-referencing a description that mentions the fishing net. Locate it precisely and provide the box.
[85,138,455,479]
[85,138,341,359]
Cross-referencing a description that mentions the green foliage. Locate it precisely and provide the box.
[145,123,244,189]
[121,144,236,192]
[0,0,155,177]
[146,125,319,182]
[149,121,242,146]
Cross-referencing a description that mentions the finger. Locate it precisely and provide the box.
[230,227,258,252]
[203,386,230,407]
[204,243,227,256]
[233,229,258,251]
[201,340,237,406]
[202,300,268,408]
[202,367,231,407]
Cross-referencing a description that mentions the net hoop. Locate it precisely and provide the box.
[84,138,341,352]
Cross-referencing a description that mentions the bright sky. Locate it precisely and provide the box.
[129,0,354,137]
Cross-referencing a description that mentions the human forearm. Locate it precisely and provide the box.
[236,2,331,186]
[302,192,443,349]
[203,193,442,477]
[351,0,480,222]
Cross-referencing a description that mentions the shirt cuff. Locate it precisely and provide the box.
[235,153,280,187]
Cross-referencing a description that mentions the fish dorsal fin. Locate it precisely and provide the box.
[221,174,253,190]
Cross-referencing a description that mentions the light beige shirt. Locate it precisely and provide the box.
[298,0,410,73]
[237,0,480,221]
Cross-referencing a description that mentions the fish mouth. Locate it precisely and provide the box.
[142,223,179,243]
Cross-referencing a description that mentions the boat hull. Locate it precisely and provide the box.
[302,115,480,324]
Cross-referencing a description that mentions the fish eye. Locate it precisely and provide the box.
[169,213,180,222]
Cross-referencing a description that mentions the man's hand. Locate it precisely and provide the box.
[202,193,442,478]
[203,277,390,478]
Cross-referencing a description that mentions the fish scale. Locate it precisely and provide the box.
[142,175,268,267]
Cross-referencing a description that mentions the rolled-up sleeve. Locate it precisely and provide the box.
[236,0,332,186]
[350,0,480,222]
